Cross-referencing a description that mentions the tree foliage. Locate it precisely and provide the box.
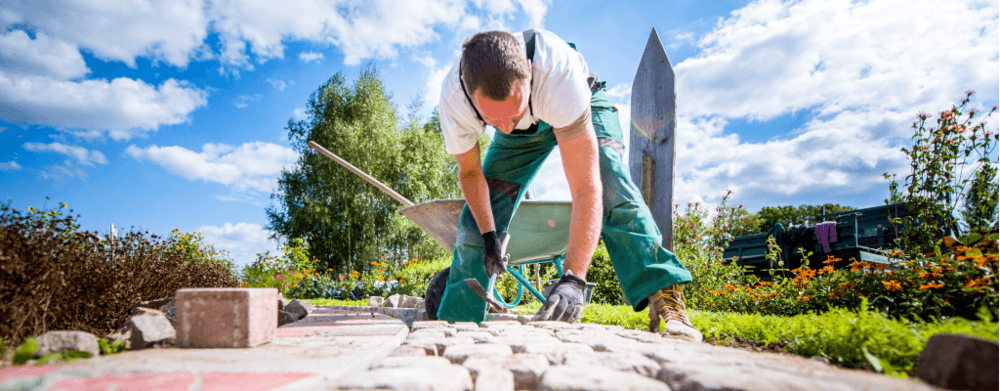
[267,65,460,273]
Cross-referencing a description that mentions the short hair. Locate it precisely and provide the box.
[461,31,530,101]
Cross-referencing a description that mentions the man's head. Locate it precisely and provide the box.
[461,31,531,134]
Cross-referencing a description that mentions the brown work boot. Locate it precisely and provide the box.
[648,284,703,342]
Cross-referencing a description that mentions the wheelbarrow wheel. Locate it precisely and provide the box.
[424,267,450,321]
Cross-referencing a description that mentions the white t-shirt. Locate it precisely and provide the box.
[439,29,592,155]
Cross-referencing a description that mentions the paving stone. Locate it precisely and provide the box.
[462,354,549,390]
[659,362,855,391]
[562,351,661,378]
[333,365,473,391]
[454,331,496,343]
[517,342,593,364]
[126,310,176,349]
[554,331,627,347]
[592,340,663,357]
[490,335,563,351]
[574,324,625,333]
[369,296,385,307]
[479,320,523,328]
[370,356,453,369]
[387,344,432,357]
[408,329,449,340]
[452,322,480,331]
[400,340,439,356]
[916,333,999,391]
[411,320,451,331]
[539,365,670,391]
[472,368,515,391]
[176,288,277,348]
[443,343,513,364]
[616,329,666,344]
[527,321,578,330]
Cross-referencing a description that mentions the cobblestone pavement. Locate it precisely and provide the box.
[335,314,943,391]
[0,305,944,391]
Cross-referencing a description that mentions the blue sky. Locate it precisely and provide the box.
[2,0,998,268]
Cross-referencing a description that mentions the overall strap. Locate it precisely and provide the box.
[459,30,537,126]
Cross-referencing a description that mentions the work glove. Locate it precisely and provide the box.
[533,273,586,323]
[482,231,506,277]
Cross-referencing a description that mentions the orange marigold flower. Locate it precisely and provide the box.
[724,284,736,291]
[820,265,835,275]
[918,282,945,290]
[797,296,810,301]
[965,278,984,289]
[882,280,903,292]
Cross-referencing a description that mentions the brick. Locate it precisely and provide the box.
[334,365,472,391]
[443,343,512,364]
[463,354,549,390]
[540,365,669,391]
[473,368,514,391]
[410,320,450,331]
[176,288,277,348]
[517,342,593,365]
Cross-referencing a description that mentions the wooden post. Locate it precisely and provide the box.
[630,28,676,250]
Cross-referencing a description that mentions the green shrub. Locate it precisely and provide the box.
[0,201,238,349]
[586,242,625,304]
[242,238,319,295]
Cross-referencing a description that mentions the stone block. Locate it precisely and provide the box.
[916,333,999,391]
[34,331,99,358]
[387,344,433,357]
[277,292,289,312]
[452,322,480,331]
[454,331,496,343]
[527,321,577,330]
[369,296,385,307]
[562,352,660,378]
[384,293,417,308]
[401,340,439,356]
[277,310,298,326]
[410,320,450,331]
[463,354,549,390]
[369,356,453,369]
[127,310,176,349]
[517,342,593,364]
[334,365,473,391]
[473,368,514,391]
[658,362,853,391]
[443,343,512,364]
[540,365,670,391]
[176,288,277,348]
[408,329,449,341]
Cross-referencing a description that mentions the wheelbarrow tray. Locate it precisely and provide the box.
[398,199,572,265]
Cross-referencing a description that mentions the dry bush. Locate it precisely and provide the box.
[0,202,237,348]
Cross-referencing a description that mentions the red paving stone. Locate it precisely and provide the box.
[43,371,317,391]
[0,365,60,382]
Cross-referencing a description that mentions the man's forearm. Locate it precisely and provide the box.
[458,166,495,236]
[564,188,601,279]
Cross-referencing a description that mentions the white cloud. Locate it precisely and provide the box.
[0,75,209,140]
[424,63,453,113]
[265,78,290,91]
[0,30,89,80]
[233,93,263,109]
[292,108,310,121]
[126,141,298,192]
[22,142,108,166]
[298,51,324,63]
[197,222,279,268]
[663,0,999,207]
[516,0,551,29]
[0,161,22,171]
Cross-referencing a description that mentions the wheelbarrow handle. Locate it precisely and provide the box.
[308,140,415,208]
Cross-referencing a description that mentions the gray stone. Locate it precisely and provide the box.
[408,329,449,341]
[370,356,453,369]
[617,329,666,344]
[443,343,512,364]
[383,294,418,308]
[415,298,425,310]
[916,333,999,391]
[527,321,578,330]
[463,354,549,390]
[411,320,450,331]
[284,299,312,320]
[277,310,298,326]
[387,345,432,357]
[369,296,384,308]
[562,352,661,378]
[34,330,100,358]
[452,322,480,331]
[334,365,473,391]
[158,297,177,326]
[540,365,670,391]
[473,368,515,391]
[658,362,853,391]
[454,331,496,343]
[491,336,563,352]
[277,292,289,312]
[517,342,593,364]
[126,310,176,350]
[401,340,439,356]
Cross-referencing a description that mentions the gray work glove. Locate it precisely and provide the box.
[482,231,506,277]
[533,273,586,323]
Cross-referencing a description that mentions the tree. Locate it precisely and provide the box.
[755,204,856,233]
[961,163,998,232]
[267,65,460,274]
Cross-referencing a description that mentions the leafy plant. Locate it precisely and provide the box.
[97,338,124,355]
[885,90,998,256]
[12,338,37,365]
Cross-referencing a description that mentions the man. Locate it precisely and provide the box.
[429,29,701,342]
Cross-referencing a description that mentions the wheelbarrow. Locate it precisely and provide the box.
[308,141,575,308]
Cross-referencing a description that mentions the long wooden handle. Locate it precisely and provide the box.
[307,140,415,208]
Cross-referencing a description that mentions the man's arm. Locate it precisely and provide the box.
[455,144,495,235]
[556,118,602,280]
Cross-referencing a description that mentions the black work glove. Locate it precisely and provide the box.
[482,231,506,277]
[534,273,586,323]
